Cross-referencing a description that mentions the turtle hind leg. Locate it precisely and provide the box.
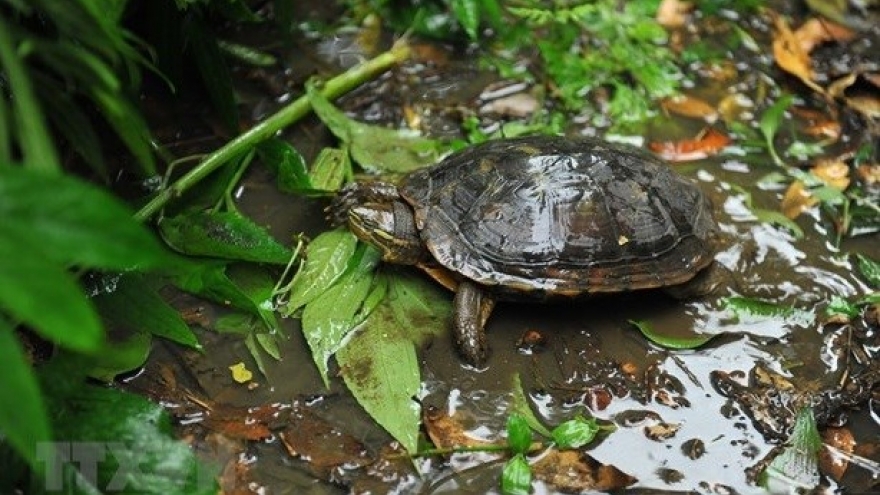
[453,280,496,367]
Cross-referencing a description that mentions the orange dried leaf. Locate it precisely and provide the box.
[661,94,718,122]
[820,427,856,481]
[803,120,841,139]
[812,159,850,190]
[531,449,637,492]
[648,127,731,162]
[794,18,855,54]
[423,406,499,450]
[772,15,824,94]
[856,164,880,185]
[781,180,818,219]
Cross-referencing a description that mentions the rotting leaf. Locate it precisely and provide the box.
[629,319,716,349]
[159,210,292,264]
[530,448,637,492]
[423,406,499,450]
[307,83,443,173]
[648,127,730,162]
[820,427,856,481]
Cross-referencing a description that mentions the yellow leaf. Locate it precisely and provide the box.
[781,180,818,219]
[229,362,253,383]
[811,159,850,191]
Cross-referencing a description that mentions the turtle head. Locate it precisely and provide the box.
[348,200,425,265]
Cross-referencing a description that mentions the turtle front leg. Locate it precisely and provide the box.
[453,280,496,367]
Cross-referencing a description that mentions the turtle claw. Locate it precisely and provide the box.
[453,280,495,367]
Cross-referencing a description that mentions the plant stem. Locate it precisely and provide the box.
[134,42,411,222]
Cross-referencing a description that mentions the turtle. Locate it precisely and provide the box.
[332,135,721,367]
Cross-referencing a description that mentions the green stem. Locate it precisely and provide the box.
[134,42,411,222]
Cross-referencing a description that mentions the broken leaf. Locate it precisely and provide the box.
[530,449,637,492]
[771,14,824,94]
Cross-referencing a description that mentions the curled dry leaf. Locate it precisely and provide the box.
[856,164,880,185]
[781,180,819,219]
[772,14,824,94]
[820,427,856,481]
[648,127,731,162]
[656,0,693,28]
[794,18,856,53]
[530,449,637,492]
[660,94,718,122]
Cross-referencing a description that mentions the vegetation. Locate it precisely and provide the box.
[1,0,878,492]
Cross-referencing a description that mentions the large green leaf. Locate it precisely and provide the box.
[0,320,51,468]
[159,210,292,264]
[0,167,167,270]
[0,236,103,352]
[301,246,381,385]
[93,273,200,349]
[41,381,218,494]
[285,229,359,314]
[337,303,422,453]
[307,84,442,173]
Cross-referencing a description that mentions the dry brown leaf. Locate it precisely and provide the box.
[820,427,856,481]
[661,94,718,122]
[279,403,374,478]
[812,158,850,190]
[648,127,731,162]
[804,120,841,139]
[717,93,754,124]
[857,164,880,185]
[422,406,500,450]
[844,95,880,119]
[772,14,824,94]
[644,421,680,441]
[781,180,818,219]
[827,73,858,99]
[531,449,637,492]
[656,0,693,28]
[794,18,856,54]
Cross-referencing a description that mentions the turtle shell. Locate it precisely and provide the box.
[399,135,716,297]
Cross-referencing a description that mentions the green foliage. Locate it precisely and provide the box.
[759,408,821,492]
[510,0,680,123]
[759,94,795,166]
[0,0,156,177]
[159,211,293,264]
[855,253,880,288]
[501,453,532,495]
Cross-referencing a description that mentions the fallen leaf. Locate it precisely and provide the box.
[857,164,880,185]
[648,127,731,162]
[820,427,856,481]
[644,421,681,441]
[772,14,824,94]
[423,406,500,450]
[656,0,693,28]
[229,362,253,383]
[661,94,718,122]
[844,95,880,119]
[794,18,856,54]
[531,449,637,492]
[812,158,850,190]
[717,93,754,124]
[782,181,820,219]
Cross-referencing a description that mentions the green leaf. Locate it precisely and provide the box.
[751,207,805,239]
[506,414,533,454]
[760,408,821,492]
[84,329,152,382]
[301,246,381,386]
[43,382,218,494]
[166,257,258,313]
[186,16,238,132]
[310,147,350,192]
[307,83,442,173]
[386,270,452,345]
[0,19,60,172]
[825,295,861,319]
[94,273,199,349]
[759,94,794,165]
[855,253,880,288]
[501,453,531,495]
[451,0,480,39]
[159,210,292,264]
[0,320,51,468]
[510,373,553,438]
[629,319,716,350]
[337,302,422,453]
[0,167,167,270]
[723,296,799,319]
[258,138,313,193]
[226,263,283,336]
[0,236,103,353]
[551,416,600,449]
[285,229,359,314]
